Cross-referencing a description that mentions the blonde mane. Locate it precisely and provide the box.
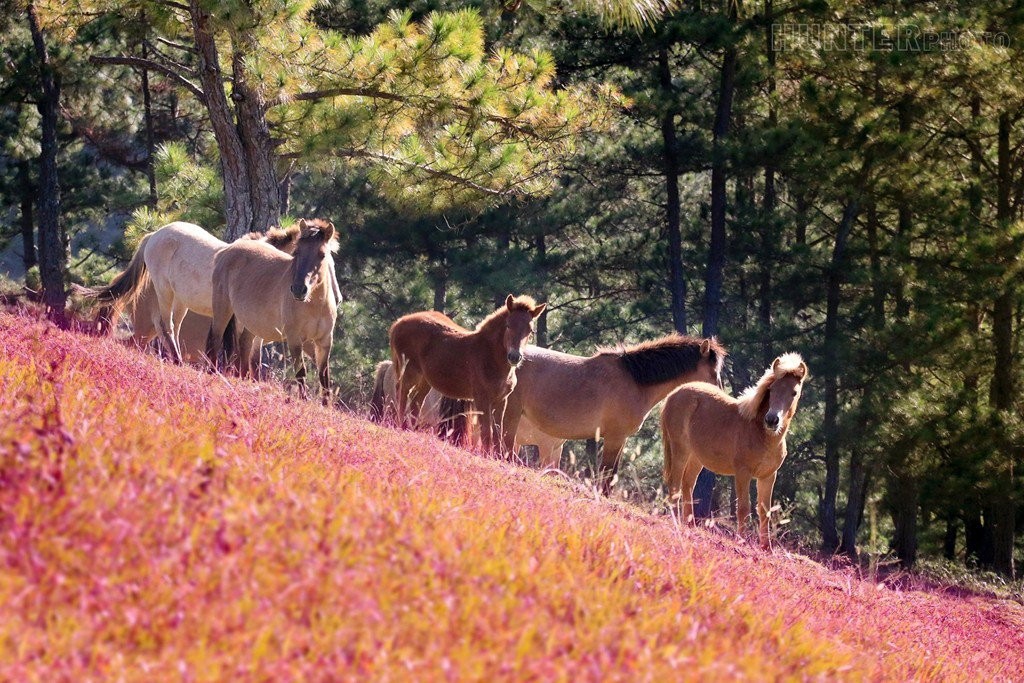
[736,352,806,421]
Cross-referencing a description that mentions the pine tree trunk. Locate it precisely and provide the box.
[140,36,157,206]
[694,20,737,521]
[759,3,776,367]
[19,160,36,272]
[840,448,868,558]
[189,1,253,240]
[989,111,1017,579]
[535,231,548,348]
[703,41,735,338]
[27,1,66,324]
[891,476,919,568]
[658,47,687,335]
[231,37,281,234]
[820,199,859,553]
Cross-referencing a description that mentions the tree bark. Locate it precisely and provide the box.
[535,230,548,348]
[820,199,859,553]
[891,476,919,568]
[19,160,36,272]
[658,47,687,334]
[188,1,253,239]
[140,35,157,206]
[230,34,281,233]
[758,0,776,366]
[27,1,67,324]
[695,10,738,520]
[988,111,1017,579]
[703,38,736,338]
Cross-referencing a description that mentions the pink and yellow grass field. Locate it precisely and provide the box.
[1,310,1022,680]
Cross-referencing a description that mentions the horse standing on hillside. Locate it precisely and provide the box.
[389,295,546,454]
[79,222,300,363]
[368,359,473,446]
[504,335,726,495]
[661,353,808,549]
[210,219,341,402]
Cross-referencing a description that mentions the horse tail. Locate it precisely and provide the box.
[436,397,470,446]
[369,360,391,423]
[79,232,153,306]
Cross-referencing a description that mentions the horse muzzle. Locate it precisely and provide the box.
[291,284,309,301]
[507,351,523,367]
[764,412,782,433]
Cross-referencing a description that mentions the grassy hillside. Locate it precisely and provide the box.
[1,311,1022,680]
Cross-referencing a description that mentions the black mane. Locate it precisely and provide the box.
[600,334,725,386]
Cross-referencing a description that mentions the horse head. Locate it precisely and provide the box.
[696,337,726,390]
[502,294,546,367]
[763,353,808,434]
[290,219,339,302]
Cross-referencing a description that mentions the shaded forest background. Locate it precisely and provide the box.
[1,0,1022,579]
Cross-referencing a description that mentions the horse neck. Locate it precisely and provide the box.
[636,374,704,410]
[473,310,510,368]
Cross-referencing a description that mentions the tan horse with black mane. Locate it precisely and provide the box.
[210,219,341,401]
[389,295,546,454]
[504,335,726,494]
[661,352,808,549]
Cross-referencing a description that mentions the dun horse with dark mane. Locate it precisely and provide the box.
[389,295,545,454]
[210,219,341,401]
[661,352,808,549]
[505,335,726,494]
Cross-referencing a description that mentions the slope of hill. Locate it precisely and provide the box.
[1,311,1022,680]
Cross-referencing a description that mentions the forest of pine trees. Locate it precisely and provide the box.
[1,0,1021,578]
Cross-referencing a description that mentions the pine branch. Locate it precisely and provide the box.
[90,55,206,104]
[334,149,518,197]
[276,87,548,141]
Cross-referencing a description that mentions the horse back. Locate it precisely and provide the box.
[389,312,482,398]
[145,222,228,316]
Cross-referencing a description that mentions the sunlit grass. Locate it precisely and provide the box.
[1,311,1022,680]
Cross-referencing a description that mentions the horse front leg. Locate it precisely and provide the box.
[755,472,779,550]
[313,338,333,406]
[497,396,521,462]
[288,342,308,400]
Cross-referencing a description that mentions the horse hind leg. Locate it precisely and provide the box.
[597,436,627,496]
[755,472,779,550]
[152,289,182,364]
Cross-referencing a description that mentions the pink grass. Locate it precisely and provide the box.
[1,311,1022,680]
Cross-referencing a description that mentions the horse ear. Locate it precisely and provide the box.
[531,302,547,318]
[797,361,809,380]
[772,356,781,372]
[321,221,335,242]
[505,294,515,311]
[297,218,308,231]
[700,339,711,356]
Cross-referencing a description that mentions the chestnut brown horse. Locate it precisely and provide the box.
[661,352,808,549]
[210,219,340,401]
[389,295,546,454]
[504,335,726,494]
